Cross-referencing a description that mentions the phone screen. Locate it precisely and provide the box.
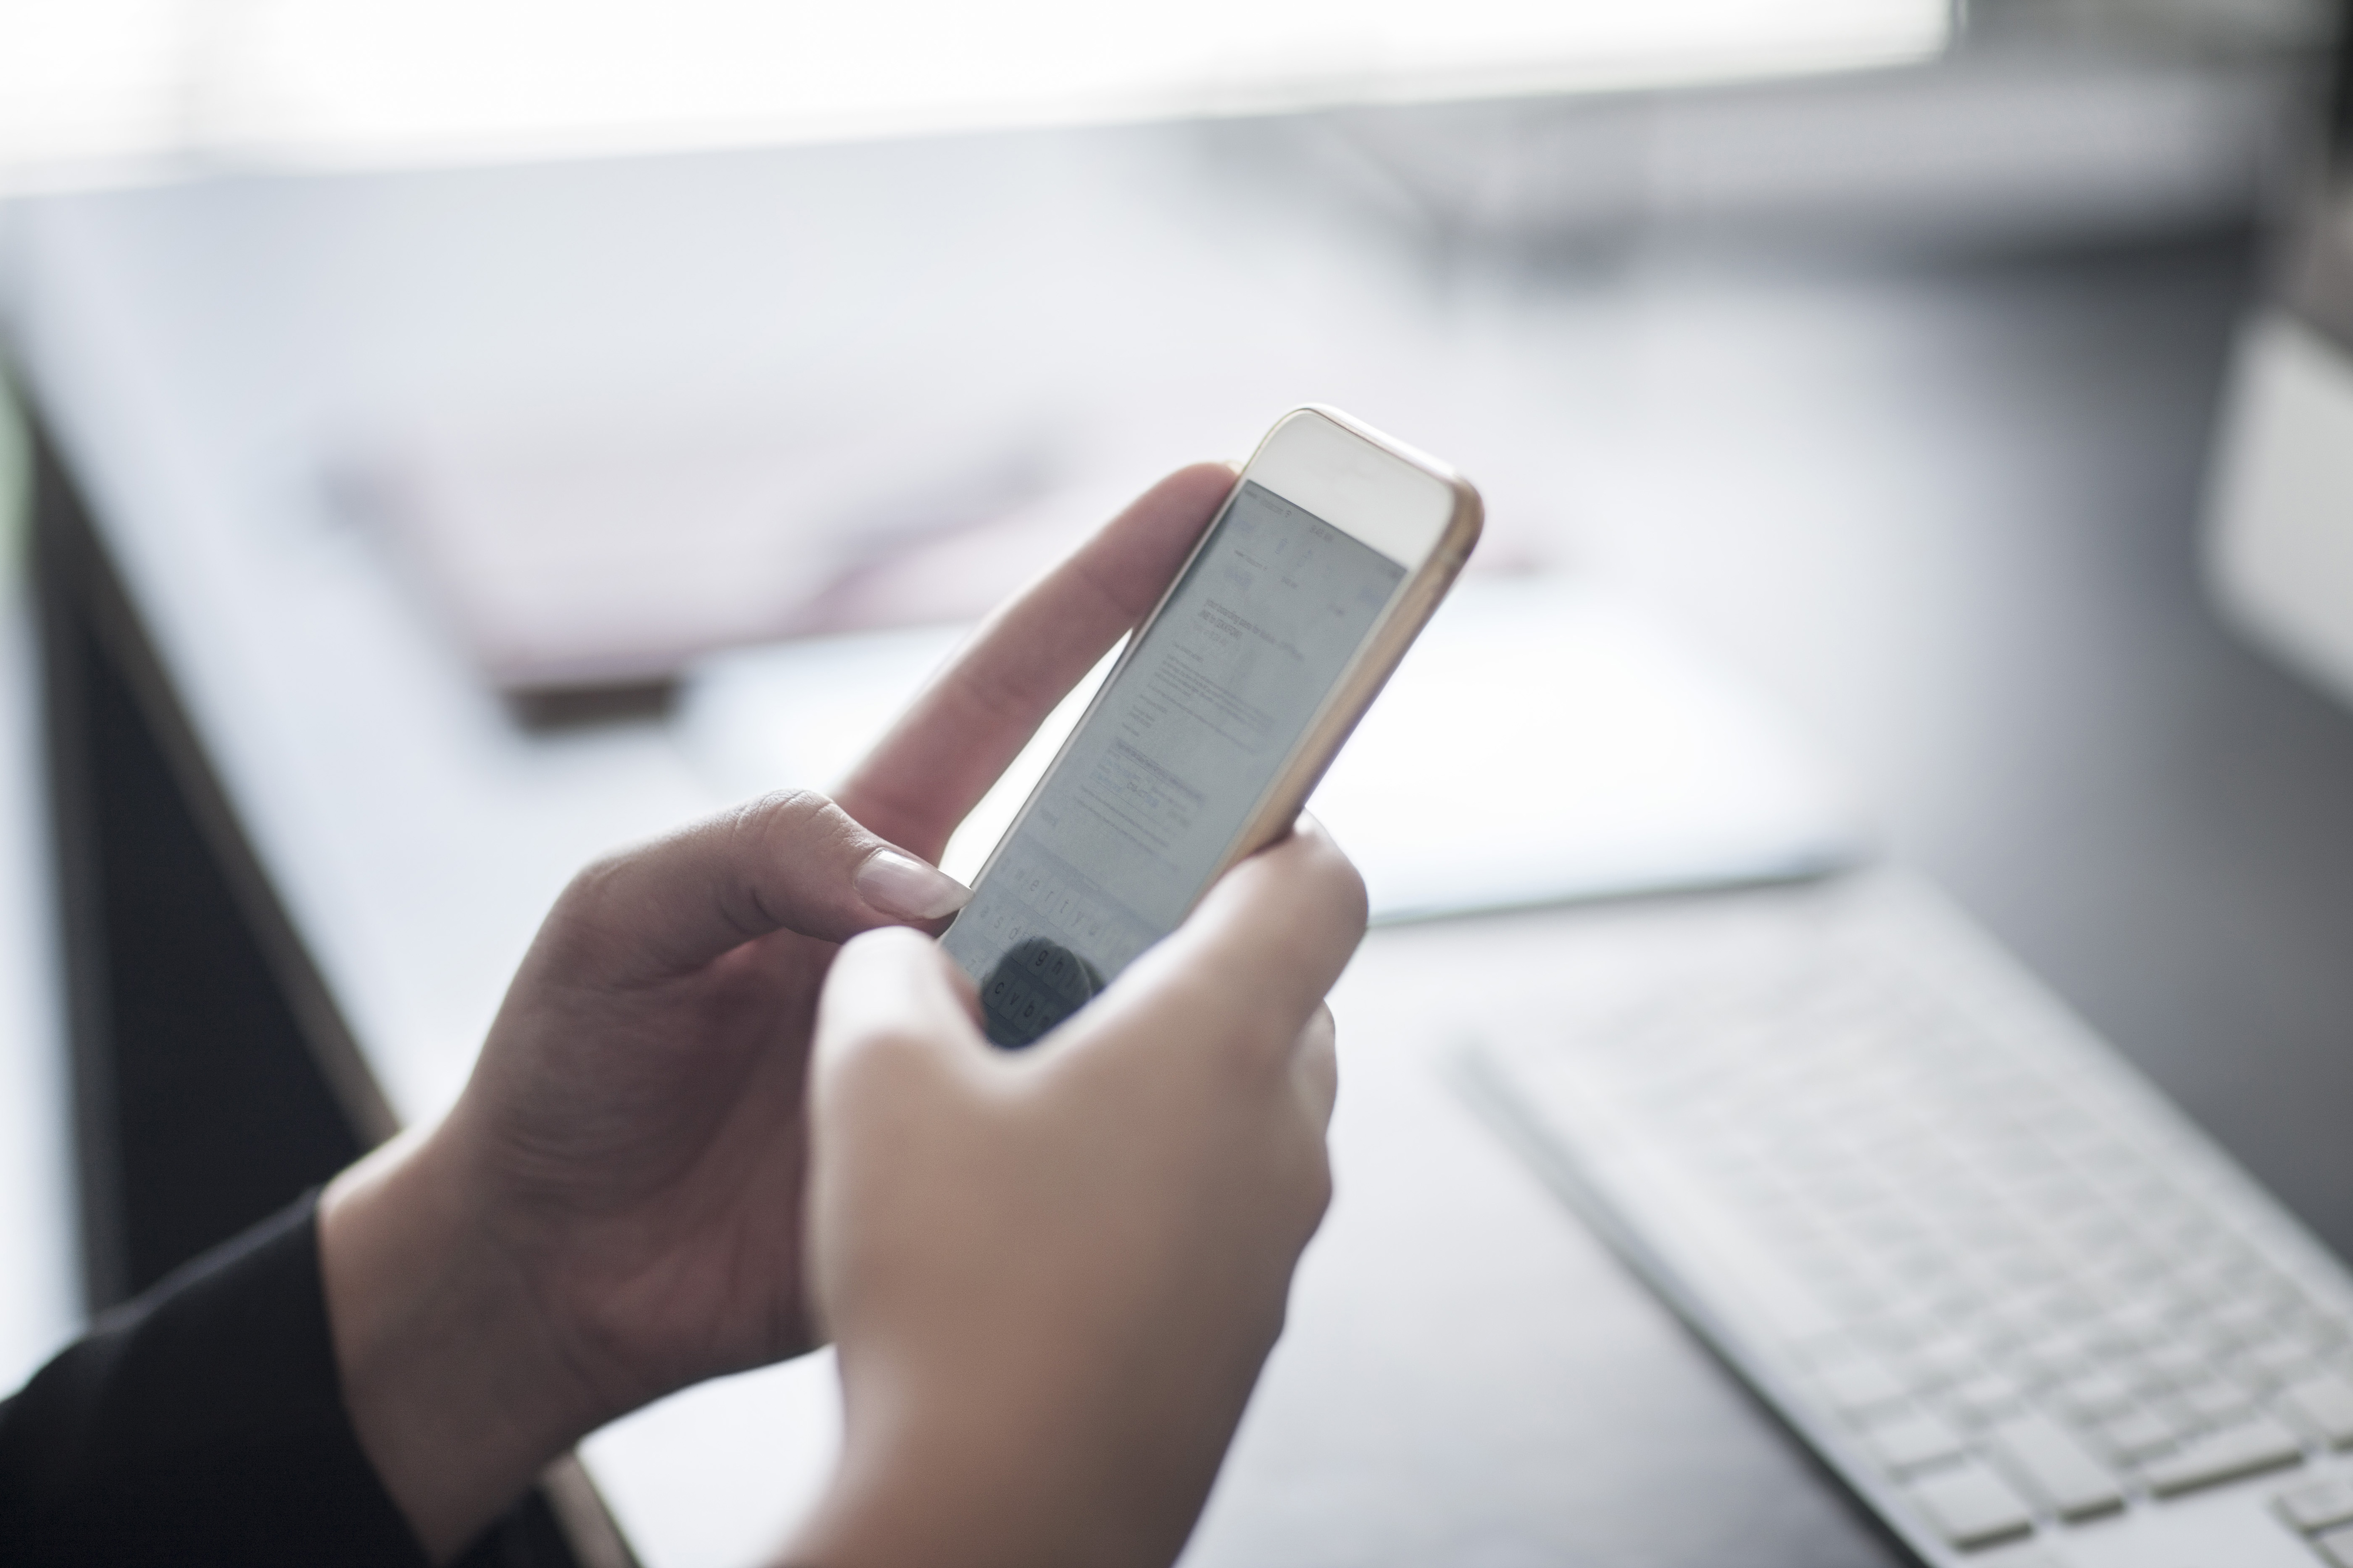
[942,479,1407,1046]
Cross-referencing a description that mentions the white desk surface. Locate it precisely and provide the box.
[0,124,1865,1564]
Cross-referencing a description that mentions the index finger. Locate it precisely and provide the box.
[834,462,1234,861]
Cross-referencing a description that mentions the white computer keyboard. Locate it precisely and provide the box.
[1465,877,2353,1568]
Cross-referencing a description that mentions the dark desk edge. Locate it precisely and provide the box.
[12,369,640,1568]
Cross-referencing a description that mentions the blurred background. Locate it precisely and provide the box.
[0,2,2324,231]
[7,1,2353,1563]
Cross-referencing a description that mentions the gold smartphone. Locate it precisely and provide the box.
[941,406,1482,1047]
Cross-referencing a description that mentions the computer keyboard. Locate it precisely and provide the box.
[1463,878,2353,1568]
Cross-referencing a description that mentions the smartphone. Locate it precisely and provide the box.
[941,406,1482,1048]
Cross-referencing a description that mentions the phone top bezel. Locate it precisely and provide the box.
[945,404,1481,965]
[1245,406,1458,569]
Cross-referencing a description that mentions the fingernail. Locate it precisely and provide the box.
[856,849,970,921]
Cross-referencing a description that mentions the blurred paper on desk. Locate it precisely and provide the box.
[679,575,1864,922]
[1314,577,1861,918]
[348,413,1059,692]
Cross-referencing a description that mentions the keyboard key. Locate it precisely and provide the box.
[1861,1408,1967,1475]
[2050,1367,2135,1422]
[2091,1407,2182,1464]
[1986,1412,2125,1519]
[2297,1312,2351,1352]
[2319,1522,2353,1568]
[2142,1340,2210,1383]
[2276,1476,2353,1532]
[1944,1370,2029,1426]
[2113,1351,2183,1398]
[1855,1312,1937,1354]
[1820,1358,1909,1417]
[2277,1372,2353,1448]
[1895,1333,1980,1392]
[2210,1294,2289,1344]
[1906,1462,2036,1548]
[2242,1336,2322,1382]
[2104,1247,2172,1288]
[2176,1375,2258,1423]
[2142,1415,2305,1497]
[1791,1333,1861,1371]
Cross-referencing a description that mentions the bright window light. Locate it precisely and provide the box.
[0,1,197,170]
[0,0,1950,184]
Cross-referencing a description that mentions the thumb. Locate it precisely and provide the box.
[813,925,985,1092]
[557,790,970,982]
[802,927,983,1349]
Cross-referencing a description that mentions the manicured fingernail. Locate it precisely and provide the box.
[856,849,970,920]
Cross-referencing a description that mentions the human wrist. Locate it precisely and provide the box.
[788,1410,1063,1568]
[320,1127,616,1562]
[785,1366,1178,1568]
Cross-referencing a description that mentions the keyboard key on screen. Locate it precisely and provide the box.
[1907,1462,2036,1548]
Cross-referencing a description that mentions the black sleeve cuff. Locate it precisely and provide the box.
[0,1190,430,1567]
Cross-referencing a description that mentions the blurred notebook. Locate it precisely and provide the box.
[348,413,1063,692]
[679,574,1865,921]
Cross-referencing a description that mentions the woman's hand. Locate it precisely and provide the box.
[785,819,1363,1568]
[317,463,1238,1562]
